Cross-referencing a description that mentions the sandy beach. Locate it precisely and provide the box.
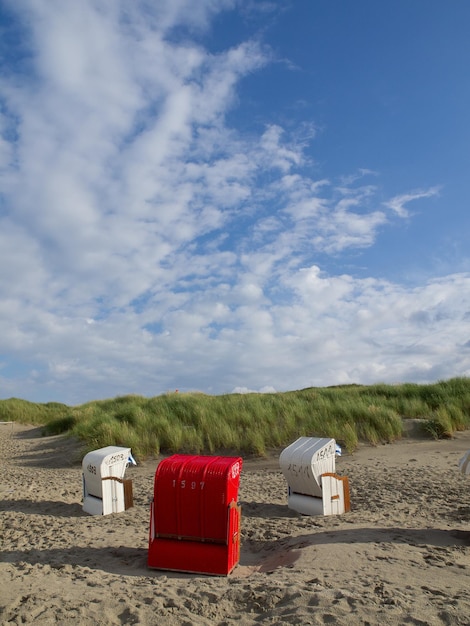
[1,422,470,625]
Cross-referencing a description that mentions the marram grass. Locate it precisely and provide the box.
[1,378,470,459]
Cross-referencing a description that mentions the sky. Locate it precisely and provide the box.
[1,0,469,405]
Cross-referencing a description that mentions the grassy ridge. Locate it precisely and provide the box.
[1,377,470,458]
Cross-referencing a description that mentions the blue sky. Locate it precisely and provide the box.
[1,0,469,404]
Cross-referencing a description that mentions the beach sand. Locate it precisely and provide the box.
[1,422,470,625]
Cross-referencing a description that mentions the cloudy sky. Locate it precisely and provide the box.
[1,1,469,405]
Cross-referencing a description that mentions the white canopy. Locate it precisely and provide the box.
[458,450,470,475]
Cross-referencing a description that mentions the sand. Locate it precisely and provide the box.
[1,423,470,625]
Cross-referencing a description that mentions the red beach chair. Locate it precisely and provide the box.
[148,454,242,575]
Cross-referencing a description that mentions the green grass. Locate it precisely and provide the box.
[2,377,470,459]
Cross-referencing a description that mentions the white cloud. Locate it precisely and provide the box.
[259,124,303,171]
[231,386,277,394]
[384,187,440,218]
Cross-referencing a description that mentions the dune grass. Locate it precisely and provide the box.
[2,377,470,459]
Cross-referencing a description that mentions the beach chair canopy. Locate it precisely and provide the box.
[458,450,470,475]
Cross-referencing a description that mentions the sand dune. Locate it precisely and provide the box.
[1,422,470,625]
